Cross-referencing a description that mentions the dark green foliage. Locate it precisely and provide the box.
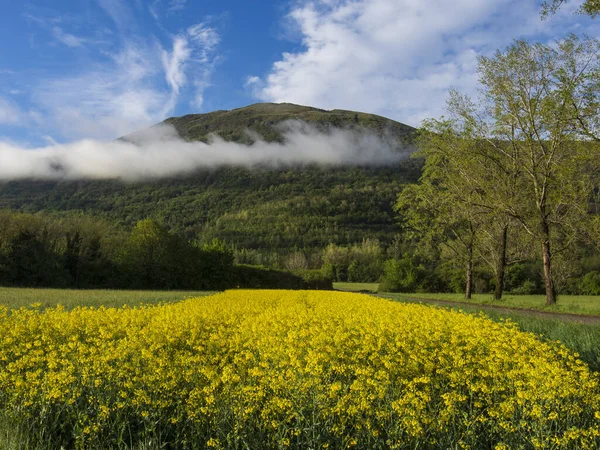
[194,239,236,290]
[3,230,67,288]
[292,269,333,290]
[0,211,337,291]
[504,263,544,295]
[378,255,425,293]
[321,239,385,283]
[0,164,421,256]
[229,265,332,290]
[231,265,306,289]
[581,271,600,295]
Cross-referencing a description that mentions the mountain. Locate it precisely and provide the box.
[162,102,416,145]
[0,103,421,260]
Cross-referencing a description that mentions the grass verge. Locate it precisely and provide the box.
[333,282,379,292]
[0,287,215,310]
[388,292,600,316]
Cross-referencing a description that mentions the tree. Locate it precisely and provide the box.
[396,170,481,299]
[542,0,600,18]
[448,36,600,305]
[119,219,177,289]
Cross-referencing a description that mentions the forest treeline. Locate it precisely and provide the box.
[3,206,600,296]
[0,211,331,291]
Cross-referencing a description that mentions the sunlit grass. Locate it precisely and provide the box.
[333,282,379,292]
[385,292,600,316]
[0,287,215,310]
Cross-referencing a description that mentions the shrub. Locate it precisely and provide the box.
[231,264,306,289]
[292,269,333,290]
[505,263,543,294]
[378,255,424,292]
[581,271,600,295]
[509,279,538,295]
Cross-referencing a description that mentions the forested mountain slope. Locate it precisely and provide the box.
[0,103,420,256]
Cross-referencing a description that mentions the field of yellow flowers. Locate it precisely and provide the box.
[1,290,599,449]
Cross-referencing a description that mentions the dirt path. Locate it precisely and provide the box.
[381,294,600,325]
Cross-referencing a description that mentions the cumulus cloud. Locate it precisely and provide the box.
[0,122,409,181]
[252,0,597,126]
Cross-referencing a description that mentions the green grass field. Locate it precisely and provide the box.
[389,292,600,316]
[0,287,214,310]
[333,282,379,292]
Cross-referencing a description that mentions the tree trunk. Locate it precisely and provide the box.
[494,225,508,300]
[465,243,473,299]
[541,222,557,305]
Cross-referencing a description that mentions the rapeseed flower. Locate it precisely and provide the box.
[0,290,598,449]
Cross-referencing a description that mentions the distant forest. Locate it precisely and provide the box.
[0,163,421,257]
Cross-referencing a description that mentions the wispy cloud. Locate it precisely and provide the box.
[33,43,167,139]
[50,26,86,48]
[96,0,133,31]
[24,13,89,48]
[186,22,220,109]
[29,16,221,140]
[0,97,23,125]
[168,0,187,12]
[161,36,191,112]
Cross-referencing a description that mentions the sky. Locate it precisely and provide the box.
[0,0,597,146]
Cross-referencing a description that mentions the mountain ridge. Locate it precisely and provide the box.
[157,102,416,146]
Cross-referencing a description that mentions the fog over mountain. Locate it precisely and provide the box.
[0,104,415,181]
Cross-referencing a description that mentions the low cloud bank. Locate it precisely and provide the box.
[0,121,410,181]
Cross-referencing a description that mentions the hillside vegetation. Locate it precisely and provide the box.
[0,103,419,258]
[162,102,415,145]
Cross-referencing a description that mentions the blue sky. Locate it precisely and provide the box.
[0,0,597,146]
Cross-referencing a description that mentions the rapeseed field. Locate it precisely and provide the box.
[0,290,599,449]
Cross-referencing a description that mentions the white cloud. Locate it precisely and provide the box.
[168,0,187,12]
[96,0,133,30]
[24,13,89,49]
[162,36,191,111]
[33,43,168,139]
[0,97,22,125]
[0,121,409,181]
[51,26,86,48]
[253,0,597,126]
[30,18,221,140]
[187,22,220,61]
[185,22,221,111]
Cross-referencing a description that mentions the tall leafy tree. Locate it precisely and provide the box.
[396,168,481,299]
[447,36,600,304]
